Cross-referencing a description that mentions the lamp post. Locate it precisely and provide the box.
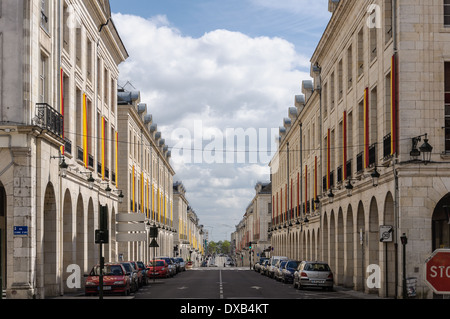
[400,233,408,299]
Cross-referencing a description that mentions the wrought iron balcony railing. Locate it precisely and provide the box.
[35,103,64,137]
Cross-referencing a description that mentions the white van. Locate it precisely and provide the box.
[268,256,288,278]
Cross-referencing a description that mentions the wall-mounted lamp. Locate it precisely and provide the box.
[345,180,354,197]
[59,159,69,178]
[327,189,335,204]
[51,155,69,178]
[371,167,381,187]
[411,133,433,163]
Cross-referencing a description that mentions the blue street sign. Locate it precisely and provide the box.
[14,226,28,236]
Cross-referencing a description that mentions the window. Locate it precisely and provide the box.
[40,0,49,32]
[39,53,48,103]
[347,45,353,88]
[385,0,393,43]
[63,2,70,52]
[76,26,82,69]
[445,62,450,152]
[357,28,364,77]
[445,0,450,27]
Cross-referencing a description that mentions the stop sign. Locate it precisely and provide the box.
[425,249,450,295]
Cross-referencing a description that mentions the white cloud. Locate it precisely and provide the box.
[112,12,310,240]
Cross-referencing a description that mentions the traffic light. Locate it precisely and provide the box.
[95,205,109,244]
[249,241,252,249]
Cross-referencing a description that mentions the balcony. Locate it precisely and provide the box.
[35,103,64,137]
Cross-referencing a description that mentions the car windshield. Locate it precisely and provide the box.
[137,262,145,269]
[287,261,298,268]
[121,263,132,272]
[90,265,123,276]
[304,263,330,271]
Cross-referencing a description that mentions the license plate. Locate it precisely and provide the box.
[311,280,325,284]
[99,286,112,290]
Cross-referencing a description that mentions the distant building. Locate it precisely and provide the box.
[116,87,175,261]
[233,182,271,267]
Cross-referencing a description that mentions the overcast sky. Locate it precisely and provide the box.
[109,0,331,242]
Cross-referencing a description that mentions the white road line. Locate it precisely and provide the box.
[219,269,224,299]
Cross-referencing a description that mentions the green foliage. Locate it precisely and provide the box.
[206,240,231,255]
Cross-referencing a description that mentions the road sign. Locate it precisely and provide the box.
[379,225,393,242]
[425,249,450,295]
[14,226,28,236]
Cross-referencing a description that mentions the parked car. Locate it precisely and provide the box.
[274,260,288,281]
[281,260,300,283]
[85,263,131,296]
[128,261,145,287]
[186,261,193,269]
[254,257,269,272]
[268,256,288,278]
[175,257,186,271]
[135,261,148,285]
[171,257,181,273]
[156,257,176,277]
[120,262,139,292]
[293,261,334,291]
[147,259,170,278]
[260,260,270,275]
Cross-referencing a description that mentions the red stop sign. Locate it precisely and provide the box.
[425,249,450,295]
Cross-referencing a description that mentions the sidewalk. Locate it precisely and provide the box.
[333,285,388,299]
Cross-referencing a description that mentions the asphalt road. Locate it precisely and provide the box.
[134,266,366,300]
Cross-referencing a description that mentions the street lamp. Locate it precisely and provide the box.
[400,233,408,299]
[410,133,433,163]
[371,167,381,187]
[327,189,335,204]
[59,159,69,178]
[345,180,354,197]
[419,134,433,163]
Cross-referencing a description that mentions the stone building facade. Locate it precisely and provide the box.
[116,87,175,262]
[234,182,272,267]
[0,0,128,298]
[269,0,450,299]
[173,181,205,263]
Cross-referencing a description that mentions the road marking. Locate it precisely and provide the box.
[219,269,224,299]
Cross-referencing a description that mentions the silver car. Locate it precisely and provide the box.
[294,261,333,291]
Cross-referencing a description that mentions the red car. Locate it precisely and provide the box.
[147,260,170,278]
[127,261,145,287]
[85,263,131,296]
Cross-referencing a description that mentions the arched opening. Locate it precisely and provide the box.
[76,194,85,272]
[329,210,336,273]
[337,208,344,285]
[432,194,450,250]
[87,198,95,269]
[62,189,74,293]
[383,192,396,297]
[345,204,354,288]
[355,201,365,291]
[0,182,6,292]
[322,211,329,264]
[43,183,59,297]
[368,196,379,294]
